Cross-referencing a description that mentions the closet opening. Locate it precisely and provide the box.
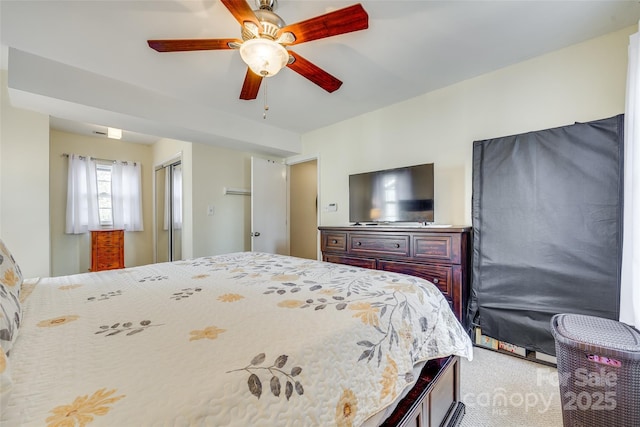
[155,158,182,262]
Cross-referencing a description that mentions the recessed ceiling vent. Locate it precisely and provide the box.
[93,128,122,139]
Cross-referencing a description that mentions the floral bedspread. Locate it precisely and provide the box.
[3,252,472,427]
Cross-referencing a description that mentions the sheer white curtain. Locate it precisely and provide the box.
[112,161,144,231]
[620,24,640,330]
[65,154,100,234]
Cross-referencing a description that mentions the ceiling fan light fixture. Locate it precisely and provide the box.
[239,38,288,77]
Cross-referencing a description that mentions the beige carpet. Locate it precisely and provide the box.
[459,347,563,427]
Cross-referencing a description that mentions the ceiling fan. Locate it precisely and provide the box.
[147,0,369,100]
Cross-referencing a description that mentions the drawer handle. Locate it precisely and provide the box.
[394,243,400,248]
[433,278,439,284]
[356,241,362,246]
[332,239,338,244]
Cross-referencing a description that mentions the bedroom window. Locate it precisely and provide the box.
[96,163,114,226]
[66,153,143,234]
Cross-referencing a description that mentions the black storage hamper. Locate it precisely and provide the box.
[551,314,640,427]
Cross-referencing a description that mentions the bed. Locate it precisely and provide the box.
[0,242,472,426]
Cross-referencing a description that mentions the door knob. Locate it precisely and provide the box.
[251,232,261,237]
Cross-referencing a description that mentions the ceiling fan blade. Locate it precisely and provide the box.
[277,4,368,45]
[221,0,262,30]
[240,68,263,100]
[287,51,342,93]
[148,39,241,52]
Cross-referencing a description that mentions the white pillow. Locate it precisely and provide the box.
[0,344,12,413]
[0,239,22,298]
[0,284,21,356]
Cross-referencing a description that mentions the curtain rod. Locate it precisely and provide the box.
[62,153,136,166]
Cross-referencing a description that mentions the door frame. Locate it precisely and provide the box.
[153,153,183,263]
[286,153,321,260]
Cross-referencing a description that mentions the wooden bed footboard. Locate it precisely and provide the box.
[380,356,464,427]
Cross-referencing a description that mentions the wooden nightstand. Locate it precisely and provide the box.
[90,229,124,271]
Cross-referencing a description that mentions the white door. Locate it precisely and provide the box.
[251,157,288,254]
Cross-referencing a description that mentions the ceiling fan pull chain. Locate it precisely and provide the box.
[263,79,269,119]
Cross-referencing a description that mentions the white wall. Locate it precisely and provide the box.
[301,26,635,227]
[0,71,50,278]
[191,143,253,257]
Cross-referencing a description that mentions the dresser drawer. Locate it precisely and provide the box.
[349,234,410,257]
[324,254,377,269]
[96,256,123,271]
[321,232,347,252]
[95,230,123,245]
[378,260,453,298]
[412,234,460,264]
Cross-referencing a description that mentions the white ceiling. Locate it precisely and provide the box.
[2,1,639,156]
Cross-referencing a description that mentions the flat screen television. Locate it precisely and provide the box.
[349,163,434,224]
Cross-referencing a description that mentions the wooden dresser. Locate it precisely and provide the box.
[319,225,471,326]
[90,229,125,271]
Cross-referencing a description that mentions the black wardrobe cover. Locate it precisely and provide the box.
[470,115,624,356]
